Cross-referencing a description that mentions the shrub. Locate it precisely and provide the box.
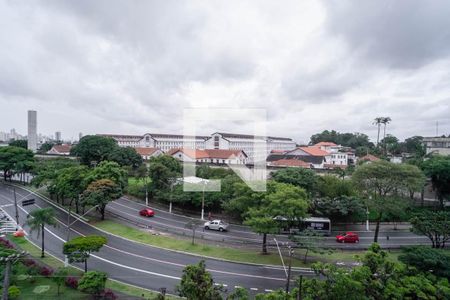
[22,258,37,267]
[39,266,54,277]
[0,237,15,249]
[399,246,450,278]
[65,276,79,289]
[8,285,21,299]
[78,271,108,296]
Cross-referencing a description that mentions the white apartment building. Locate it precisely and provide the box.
[99,133,209,152]
[423,137,450,155]
[100,132,296,163]
[205,132,296,163]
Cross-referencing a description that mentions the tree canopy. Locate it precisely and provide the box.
[352,160,425,242]
[107,146,143,169]
[421,155,450,207]
[82,178,123,220]
[271,167,317,195]
[0,146,34,181]
[8,139,27,149]
[177,260,223,300]
[70,135,118,166]
[63,235,107,272]
[410,211,450,248]
[310,130,373,149]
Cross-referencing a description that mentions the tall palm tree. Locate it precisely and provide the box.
[26,208,57,258]
[381,117,392,155]
[373,117,384,148]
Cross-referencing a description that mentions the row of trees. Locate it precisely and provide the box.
[177,244,450,299]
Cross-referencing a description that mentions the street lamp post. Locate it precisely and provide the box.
[285,246,294,294]
[201,179,206,220]
[366,206,370,231]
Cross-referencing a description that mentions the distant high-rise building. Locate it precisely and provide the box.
[79,132,83,140]
[55,131,61,142]
[27,110,37,152]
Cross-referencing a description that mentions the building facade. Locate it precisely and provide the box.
[27,110,37,152]
[100,132,296,163]
[423,137,450,155]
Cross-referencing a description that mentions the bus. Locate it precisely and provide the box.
[274,216,332,236]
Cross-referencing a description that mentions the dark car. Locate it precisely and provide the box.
[336,232,359,243]
[139,208,155,217]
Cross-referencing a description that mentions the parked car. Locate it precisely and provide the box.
[139,208,155,217]
[204,220,229,232]
[336,232,359,243]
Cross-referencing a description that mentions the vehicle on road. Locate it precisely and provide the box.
[204,220,229,232]
[139,208,155,217]
[336,232,359,243]
[274,216,332,236]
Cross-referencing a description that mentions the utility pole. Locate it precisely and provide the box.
[285,246,294,294]
[13,187,19,230]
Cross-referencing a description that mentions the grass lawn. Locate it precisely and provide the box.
[94,220,312,267]
[9,236,179,300]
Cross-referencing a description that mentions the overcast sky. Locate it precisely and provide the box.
[1,0,449,143]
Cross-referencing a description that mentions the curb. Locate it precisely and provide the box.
[11,184,310,270]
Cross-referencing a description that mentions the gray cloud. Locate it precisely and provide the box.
[0,0,449,143]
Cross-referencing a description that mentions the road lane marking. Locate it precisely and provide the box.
[9,196,298,283]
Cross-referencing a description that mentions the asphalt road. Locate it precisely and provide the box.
[0,183,314,295]
[107,197,432,249]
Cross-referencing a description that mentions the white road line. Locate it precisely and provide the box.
[250,288,258,291]
[234,286,241,289]
[12,198,290,282]
[265,289,273,292]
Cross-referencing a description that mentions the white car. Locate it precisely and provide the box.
[204,220,229,232]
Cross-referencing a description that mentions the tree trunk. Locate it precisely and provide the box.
[192,229,196,245]
[376,125,380,148]
[374,213,382,243]
[100,206,105,220]
[2,260,11,300]
[304,248,309,264]
[262,233,268,254]
[41,224,45,258]
[84,259,88,272]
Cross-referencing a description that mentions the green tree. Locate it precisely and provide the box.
[85,160,128,191]
[410,211,450,248]
[352,161,425,242]
[77,271,108,297]
[148,155,181,194]
[63,235,107,272]
[381,117,392,155]
[310,130,374,149]
[25,208,57,257]
[245,182,309,254]
[403,136,426,158]
[38,142,54,154]
[52,267,70,295]
[8,139,27,149]
[227,287,249,300]
[81,179,122,220]
[0,146,34,182]
[70,135,118,166]
[380,134,400,155]
[107,146,143,169]
[176,260,223,300]
[54,165,89,212]
[421,155,450,208]
[399,246,450,278]
[290,229,328,263]
[373,117,384,148]
[271,168,317,196]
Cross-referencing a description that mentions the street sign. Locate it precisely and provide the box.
[21,199,35,206]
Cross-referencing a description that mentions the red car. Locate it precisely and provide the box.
[139,208,155,217]
[336,232,359,243]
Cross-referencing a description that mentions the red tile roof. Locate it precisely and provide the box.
[314,142,337,147]
[271,159,311,168]
[168,148,246,159]
[49,144,72,153]
[298,146,330,156]
[359,154,380,162]
[270,149,287,154]
[135,147,160,156]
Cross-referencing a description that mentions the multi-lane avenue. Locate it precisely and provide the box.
[0,183,315,295]
[106,196,431,249]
